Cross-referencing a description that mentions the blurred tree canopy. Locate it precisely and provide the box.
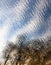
[0,35,51,65]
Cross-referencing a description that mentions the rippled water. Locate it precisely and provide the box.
[0,0,51,64]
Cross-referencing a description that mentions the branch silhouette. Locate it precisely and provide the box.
[0,35,51,65]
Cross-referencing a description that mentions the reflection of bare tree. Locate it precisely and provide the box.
[1,35,51,65]
[3,42,19,65]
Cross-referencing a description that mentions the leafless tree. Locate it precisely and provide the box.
[2,35,51,65]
